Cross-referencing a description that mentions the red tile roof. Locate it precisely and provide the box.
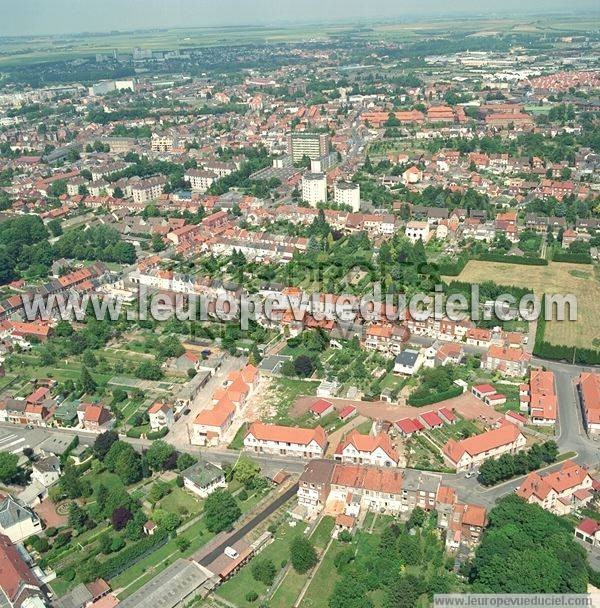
[443,422,523,464]
[335,430,398,462]
[577,517,600,536]
[420,411,443,428]
[579,372,600,425]
[246,422,327,448]
[0,533,41,604]
[310,399,334,415]
[516,460,592,501]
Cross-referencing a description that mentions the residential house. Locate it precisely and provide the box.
[0,533,47,608]
[578,372,600,435]
[0,495,43,543]
[442,422,527,472]
[182,461,227,498]
[31,455,60,488]
[244,422,327,458]
[334,430,399,467]
[148,401,175,431]
[77,404,115,433]
[191,398,236,447]
[298,459,336,514]
[516,460,595,515]
[526,368,558,426]
[405,221,431,244]
[393,349,423,376]
[481,345,531,377]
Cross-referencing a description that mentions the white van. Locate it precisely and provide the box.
[224,546,239,559]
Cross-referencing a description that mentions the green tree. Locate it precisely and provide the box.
[145,440,175,471]
[93,430,118,461]
[0,452,20,483]
[290,535,317,574]
[78,366,97,394]
[203,490,241,533]
[68,502,88,531]
[251,558,276,586]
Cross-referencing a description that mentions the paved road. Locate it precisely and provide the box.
[1,348,599,508]
[0,423,308,476]
[195,483,298,567]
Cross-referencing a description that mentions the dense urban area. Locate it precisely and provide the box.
[0,11,599,608]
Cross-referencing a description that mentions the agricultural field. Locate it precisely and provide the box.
[447,260,600,349]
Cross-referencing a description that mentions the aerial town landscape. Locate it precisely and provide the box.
[0,1,599,607]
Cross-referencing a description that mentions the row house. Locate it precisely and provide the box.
[192,364,258,446]
[408,315,473,343]
[516,460,595,515]
[203,159,238,177]
[0,532,47,607]
[363,324,406,355]
[244,422,327,459]
[334,430,400,468]
[436,485,487,553]
[522,368,557,426]
[578,372,600,435]
[442,421,527,472]
[480,345,531,377]
[299,460,444,518]
[90,161,130,181]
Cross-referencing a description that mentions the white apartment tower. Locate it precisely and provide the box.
[302,172,327,207]
[334,181,360,212]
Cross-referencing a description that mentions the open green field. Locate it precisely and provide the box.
[446,260,600,350]
[0,15,596,67]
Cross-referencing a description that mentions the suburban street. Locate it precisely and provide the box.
[1,352,599,507]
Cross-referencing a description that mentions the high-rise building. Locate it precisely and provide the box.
[288,132,330,163]
[302,173,327,207]
[334,181,360,212]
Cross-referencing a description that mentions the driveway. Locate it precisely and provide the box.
[294,392,502,425]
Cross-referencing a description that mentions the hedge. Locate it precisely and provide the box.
[437,253,469,276]
[551,251,592,264]
[147,428,169,440]
[98,528,169,580]
[408,385,463,407]
[476,253,548,266]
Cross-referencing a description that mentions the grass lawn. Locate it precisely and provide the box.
[84,470,126,492]
[270,567,307,608]
[268,517,334,608]
[49,577,77,597]
[301,538,342,608]
[447,260,600,349]
[157,487,203,518]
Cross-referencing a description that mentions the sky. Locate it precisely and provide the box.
[0,0,598,37]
